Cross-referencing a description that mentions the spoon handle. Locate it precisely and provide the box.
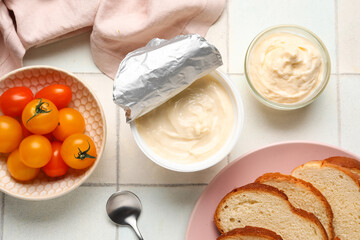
[127,216,144,240]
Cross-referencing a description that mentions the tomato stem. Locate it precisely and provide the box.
[74,141,96,160]
[26,98,52,125]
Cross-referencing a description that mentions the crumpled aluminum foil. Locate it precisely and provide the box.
[113,34,223,122]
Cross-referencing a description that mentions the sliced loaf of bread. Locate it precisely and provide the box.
[214,183,328,240]
[217,226,283,240]
[292,161,360,240]
[324,156,360,176]
[255,173,334,239]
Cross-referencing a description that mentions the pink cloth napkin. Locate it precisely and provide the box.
[0,0,225,79]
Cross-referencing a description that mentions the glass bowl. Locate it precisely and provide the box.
[244,25,331,110]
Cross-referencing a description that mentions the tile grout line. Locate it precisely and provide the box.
[335,0,341,147]
[81,183,117,187]
[337,73,360,76]
[0,193,4,240]
[228,73,245,76]
[228,73,342,77]
[116,108,120,191]
[71,72,103,75]
[118,183,208,187]
[115,109,121,240]
[80,183,208,187]
[72,71,360,76]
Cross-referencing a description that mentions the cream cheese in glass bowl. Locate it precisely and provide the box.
[245,25,331,110]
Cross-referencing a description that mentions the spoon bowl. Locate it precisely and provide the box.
[106,191,144,240]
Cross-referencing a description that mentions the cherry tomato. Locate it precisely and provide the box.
[52,108,85,141]
[61,134,97,169]
[19,118,53,140]
[22,98,59,135]
[35,84,72,109]
[42,133,54,141]
[0,87,33,117]
[19,135,52,168]
[0,116,22,153]
[20,121,32,138]
[42,141,69,177]
[7,149,40,181]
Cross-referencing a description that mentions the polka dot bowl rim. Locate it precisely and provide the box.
[0,66,107,201]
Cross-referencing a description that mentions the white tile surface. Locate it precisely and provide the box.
[338,0,360,73]
[228,0,336,74]
[118,111,227,184]
[3,186,116,240]
[24,32,101,73]
[205,7,228,72]
[229,74,339,160]
[117,185,205,240]
[74,74,118,184]
[2,1,357,239]
[340,75,360,153]
[0,193,3,232]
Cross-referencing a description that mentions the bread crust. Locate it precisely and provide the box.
[214,183,328,240]
[324,156,360,176]
[217,226,283,240]
[255,173,334,239]
[292,160,360,240]
[292,160,360,187]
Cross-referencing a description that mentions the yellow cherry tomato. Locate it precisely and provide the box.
[52,108,85,141]
[7,149,40,181]
[19,135,52,168]
[0,116,22,153]
[61,134,97,169]
[22,98,59,135]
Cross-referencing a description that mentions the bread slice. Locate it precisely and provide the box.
[324,156,360,176]
[217,226,283,240]
[214,183,328,240]
[255,173,334,239]
[292,161,360,240]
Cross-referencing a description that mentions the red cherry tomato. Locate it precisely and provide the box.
[0,87,33,117]
[35,84,72,109]
[42,141,69,177]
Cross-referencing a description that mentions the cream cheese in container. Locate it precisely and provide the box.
[113,34,223,122]
[113,34,243,172]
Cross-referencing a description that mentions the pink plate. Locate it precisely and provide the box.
[185,141,359,240]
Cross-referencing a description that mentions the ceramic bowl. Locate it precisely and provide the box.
[130,70,244,172]
[0,66,106,200]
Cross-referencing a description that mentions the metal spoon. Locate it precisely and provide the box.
[106,191,144,240]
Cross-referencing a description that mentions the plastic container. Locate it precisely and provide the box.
[130,70,244,172]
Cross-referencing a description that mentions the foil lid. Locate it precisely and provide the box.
[113,34,223,122]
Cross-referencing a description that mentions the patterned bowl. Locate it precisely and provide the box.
[0,66,106,200]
